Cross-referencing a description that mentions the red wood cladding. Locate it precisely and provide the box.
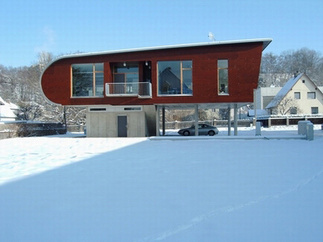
[41,42,265,106]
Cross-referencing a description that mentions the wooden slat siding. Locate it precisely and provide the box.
[41,42,263,106]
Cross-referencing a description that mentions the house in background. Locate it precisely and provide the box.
[265,73,323,115]
[0,97,18,122]
[41,38,272,137]
[254,74,323,116]
[253,86,281,113]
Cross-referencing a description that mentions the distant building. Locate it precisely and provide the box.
[254,73,323,116]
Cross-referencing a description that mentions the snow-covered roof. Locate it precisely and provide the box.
[266,73,323,109]
[52,38,272,63]
[0,96,18,120]
[266,73,303,109]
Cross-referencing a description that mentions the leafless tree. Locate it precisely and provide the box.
[260,48,323,86]
[272,96,300,115]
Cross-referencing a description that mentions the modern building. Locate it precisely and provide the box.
[41,38,272,137]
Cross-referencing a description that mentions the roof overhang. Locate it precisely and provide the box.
[53,38,272,61]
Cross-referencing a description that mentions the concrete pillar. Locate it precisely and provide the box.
[162,107,166,136]
[228,107,232,136]
[194,104,199,136]
[234,104,238,136]
[156,105,160,136]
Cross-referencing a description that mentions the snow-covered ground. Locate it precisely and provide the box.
[0,126,322,242]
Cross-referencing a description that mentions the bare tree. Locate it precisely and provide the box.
[38,51,54,72]
[261,48,323,86]
[272,96,300,115]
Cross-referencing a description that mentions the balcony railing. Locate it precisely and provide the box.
[105,82,152,98]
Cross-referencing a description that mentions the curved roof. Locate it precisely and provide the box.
[51,38,272,62]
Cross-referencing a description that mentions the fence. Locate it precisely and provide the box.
[164,119,252,130]
[257,115,323,127]
[0,122,66,139]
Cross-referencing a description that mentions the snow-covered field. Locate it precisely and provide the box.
[1,126,322,242]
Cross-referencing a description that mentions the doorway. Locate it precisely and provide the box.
[118,116,127,137]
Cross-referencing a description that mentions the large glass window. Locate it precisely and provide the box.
[157,60,192,95]
[218,59,228,95]
[113,63,139,94]
[72,63,104,97]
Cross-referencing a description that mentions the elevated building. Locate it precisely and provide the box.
[41,38,272,137]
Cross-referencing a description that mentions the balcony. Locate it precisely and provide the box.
[105,82,152,98]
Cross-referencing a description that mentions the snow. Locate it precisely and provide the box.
[0,126,323,242]
[0,96,17,121]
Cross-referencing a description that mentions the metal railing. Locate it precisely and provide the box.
[105,82,152,98]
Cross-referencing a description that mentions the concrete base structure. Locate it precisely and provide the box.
[86,105,156,137]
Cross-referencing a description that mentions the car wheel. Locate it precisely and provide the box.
[183,130,190,136]
[208,130,215,136]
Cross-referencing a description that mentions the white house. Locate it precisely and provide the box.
[266,73,323,115]
[254,73,323,116]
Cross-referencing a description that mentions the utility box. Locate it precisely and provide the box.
[306,123,314,141]
[255,122,261,136]
[298,120,311,135]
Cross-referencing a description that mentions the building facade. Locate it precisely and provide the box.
[261,73,323,115]
[41,39,271,137]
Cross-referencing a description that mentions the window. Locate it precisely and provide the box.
[311,107,318,114]
[113,63,139,94]
[72,63,104,97]
[157,61,192,95]
[218,59,228,94]
[294,92,301,99]
[290,107,297,114]
[307,92,316,99]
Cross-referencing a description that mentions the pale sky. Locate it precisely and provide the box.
[1,0,322,67]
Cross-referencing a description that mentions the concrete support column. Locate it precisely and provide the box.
[228,105,231,136]
[194,104,199,136]
[162,106,166,136]
[155,105,160,136]
[234,103,238,136]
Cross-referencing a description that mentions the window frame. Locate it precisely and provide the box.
[71,63,104,98]
[112,63,139,95]
[311,107,318,114]
[217,59,229,95]
[307,92,316,99]
[290,107,298,115]
[157,60,193,96]
[294,92,301,99]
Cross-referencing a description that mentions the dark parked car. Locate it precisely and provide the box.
[178,123,219,136]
